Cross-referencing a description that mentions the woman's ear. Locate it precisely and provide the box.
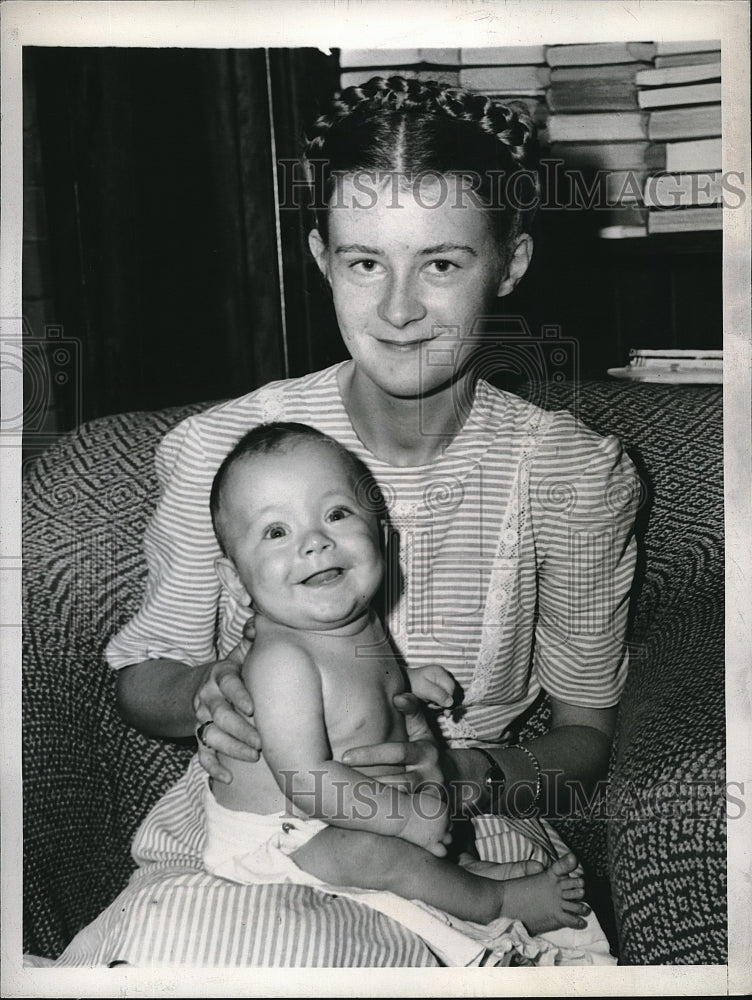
[308,228,330,284]
[214,556,252,608]
[497,233,533,297]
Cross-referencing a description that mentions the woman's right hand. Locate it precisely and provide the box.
[193,631,260,783]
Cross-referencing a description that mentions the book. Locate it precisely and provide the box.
[635,61,721,87]
[549,141,650,170]
[599,225,648,240]
[653,51,722,68]
[461,46,546,65]
[653,39,720,56]
[547,81,640,112]
[637,82,721,109]
[550,62,652,83]
[339,49,421,66]
[647,104,721,141]
[647,205,722,234]
[340,69,460,90]
[545,41,657,66]
[608,348,722,384]
[458,66,551,93]
[606,169,648,203]
[547,112,648,143]
[645,137,722,172]
[643,172,722,208]
[595,203,649,238]
[338,49,461,67]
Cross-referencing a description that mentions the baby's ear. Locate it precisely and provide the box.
[214,556,252,608]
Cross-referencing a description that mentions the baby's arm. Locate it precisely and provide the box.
[248,642,450,857]
[407,664,457,710]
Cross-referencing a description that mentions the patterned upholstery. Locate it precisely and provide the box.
[22,380,725,964]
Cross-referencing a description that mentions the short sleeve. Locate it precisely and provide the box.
[105,414,225,669]
[529,412,640,708]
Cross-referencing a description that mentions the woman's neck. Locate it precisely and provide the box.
[340,363,475,467]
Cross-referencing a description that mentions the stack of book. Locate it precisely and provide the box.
[338,49,461,89]
[635,41,722,234]
[457,47,551,134]
[542,39,722,237]
[337,48,551,134]
[608,348,723,383]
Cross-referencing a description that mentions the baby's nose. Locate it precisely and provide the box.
[301,530,333,555]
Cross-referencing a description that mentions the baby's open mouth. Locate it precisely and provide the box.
[300,568,344,587]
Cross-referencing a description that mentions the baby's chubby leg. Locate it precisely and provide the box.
[290,826,589,936]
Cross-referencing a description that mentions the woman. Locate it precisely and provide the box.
[61,76,638,966]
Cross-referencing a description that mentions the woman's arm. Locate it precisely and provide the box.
[443,698,617,817]
[115,639,260,766]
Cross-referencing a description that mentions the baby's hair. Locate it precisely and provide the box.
[210,421,385,556]
[304,74,540,254]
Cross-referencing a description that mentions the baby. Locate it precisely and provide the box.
[204,421,588,939]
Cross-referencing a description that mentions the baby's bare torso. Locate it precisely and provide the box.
[214,615,408,814]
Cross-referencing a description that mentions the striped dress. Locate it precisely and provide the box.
[65,362,638,966]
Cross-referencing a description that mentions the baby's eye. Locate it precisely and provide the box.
[327,506,352,522]
[263,524,288,540]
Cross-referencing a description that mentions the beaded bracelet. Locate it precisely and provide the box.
[508,743,542,818]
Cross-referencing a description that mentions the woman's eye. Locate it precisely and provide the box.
[264,524,287,540]
[427,259,458,274]
[351,259,382,275]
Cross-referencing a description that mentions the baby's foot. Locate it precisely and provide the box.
[459,854,545,881]
[496,852,590,936]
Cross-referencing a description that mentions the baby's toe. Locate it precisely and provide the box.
[523,860,545,876]
[551,852,578,876]
[562,900,590,916]
[561,882,585,899]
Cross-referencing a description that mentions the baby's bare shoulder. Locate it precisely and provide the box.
[243,632,319,685]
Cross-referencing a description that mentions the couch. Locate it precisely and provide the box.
[22,379,726,965]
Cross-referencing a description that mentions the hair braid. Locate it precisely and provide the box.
[303,74,540,249]
[305,75,536,168]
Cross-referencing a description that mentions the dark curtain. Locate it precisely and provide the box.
[26,46,342,428]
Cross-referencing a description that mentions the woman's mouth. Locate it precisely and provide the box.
[378,337,430,352]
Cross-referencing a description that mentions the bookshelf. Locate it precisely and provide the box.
[336,45,723,378]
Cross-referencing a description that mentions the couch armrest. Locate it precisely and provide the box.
[607,587,726,965]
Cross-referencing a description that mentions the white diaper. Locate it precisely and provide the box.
[204,790,328,887]
[202,786,615,968]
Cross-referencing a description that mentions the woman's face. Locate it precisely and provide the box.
[309,173,531,400]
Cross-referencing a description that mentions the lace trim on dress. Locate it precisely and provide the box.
[441,410,554,743]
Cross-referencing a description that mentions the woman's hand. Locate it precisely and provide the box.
[193,633,260,783]
[341,693,445,791]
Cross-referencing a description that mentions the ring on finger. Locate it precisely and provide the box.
[196,721,213,748]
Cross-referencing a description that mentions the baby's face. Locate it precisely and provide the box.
[219,440,383,632]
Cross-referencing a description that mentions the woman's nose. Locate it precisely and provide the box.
[300,529,333,556]
[377,275,426,329]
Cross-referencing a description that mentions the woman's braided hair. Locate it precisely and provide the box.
[304,75,540,250]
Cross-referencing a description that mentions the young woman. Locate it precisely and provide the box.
[61,76,638,967]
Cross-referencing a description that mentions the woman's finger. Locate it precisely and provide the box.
[217,670,255,716]
[341,741,413,768]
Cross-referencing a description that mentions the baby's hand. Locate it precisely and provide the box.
[400,788,452,857]
[407,664,456,710]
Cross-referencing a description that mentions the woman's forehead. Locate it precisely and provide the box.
[327,172,494,246]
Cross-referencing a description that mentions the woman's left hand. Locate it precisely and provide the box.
[341,692,445,791]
